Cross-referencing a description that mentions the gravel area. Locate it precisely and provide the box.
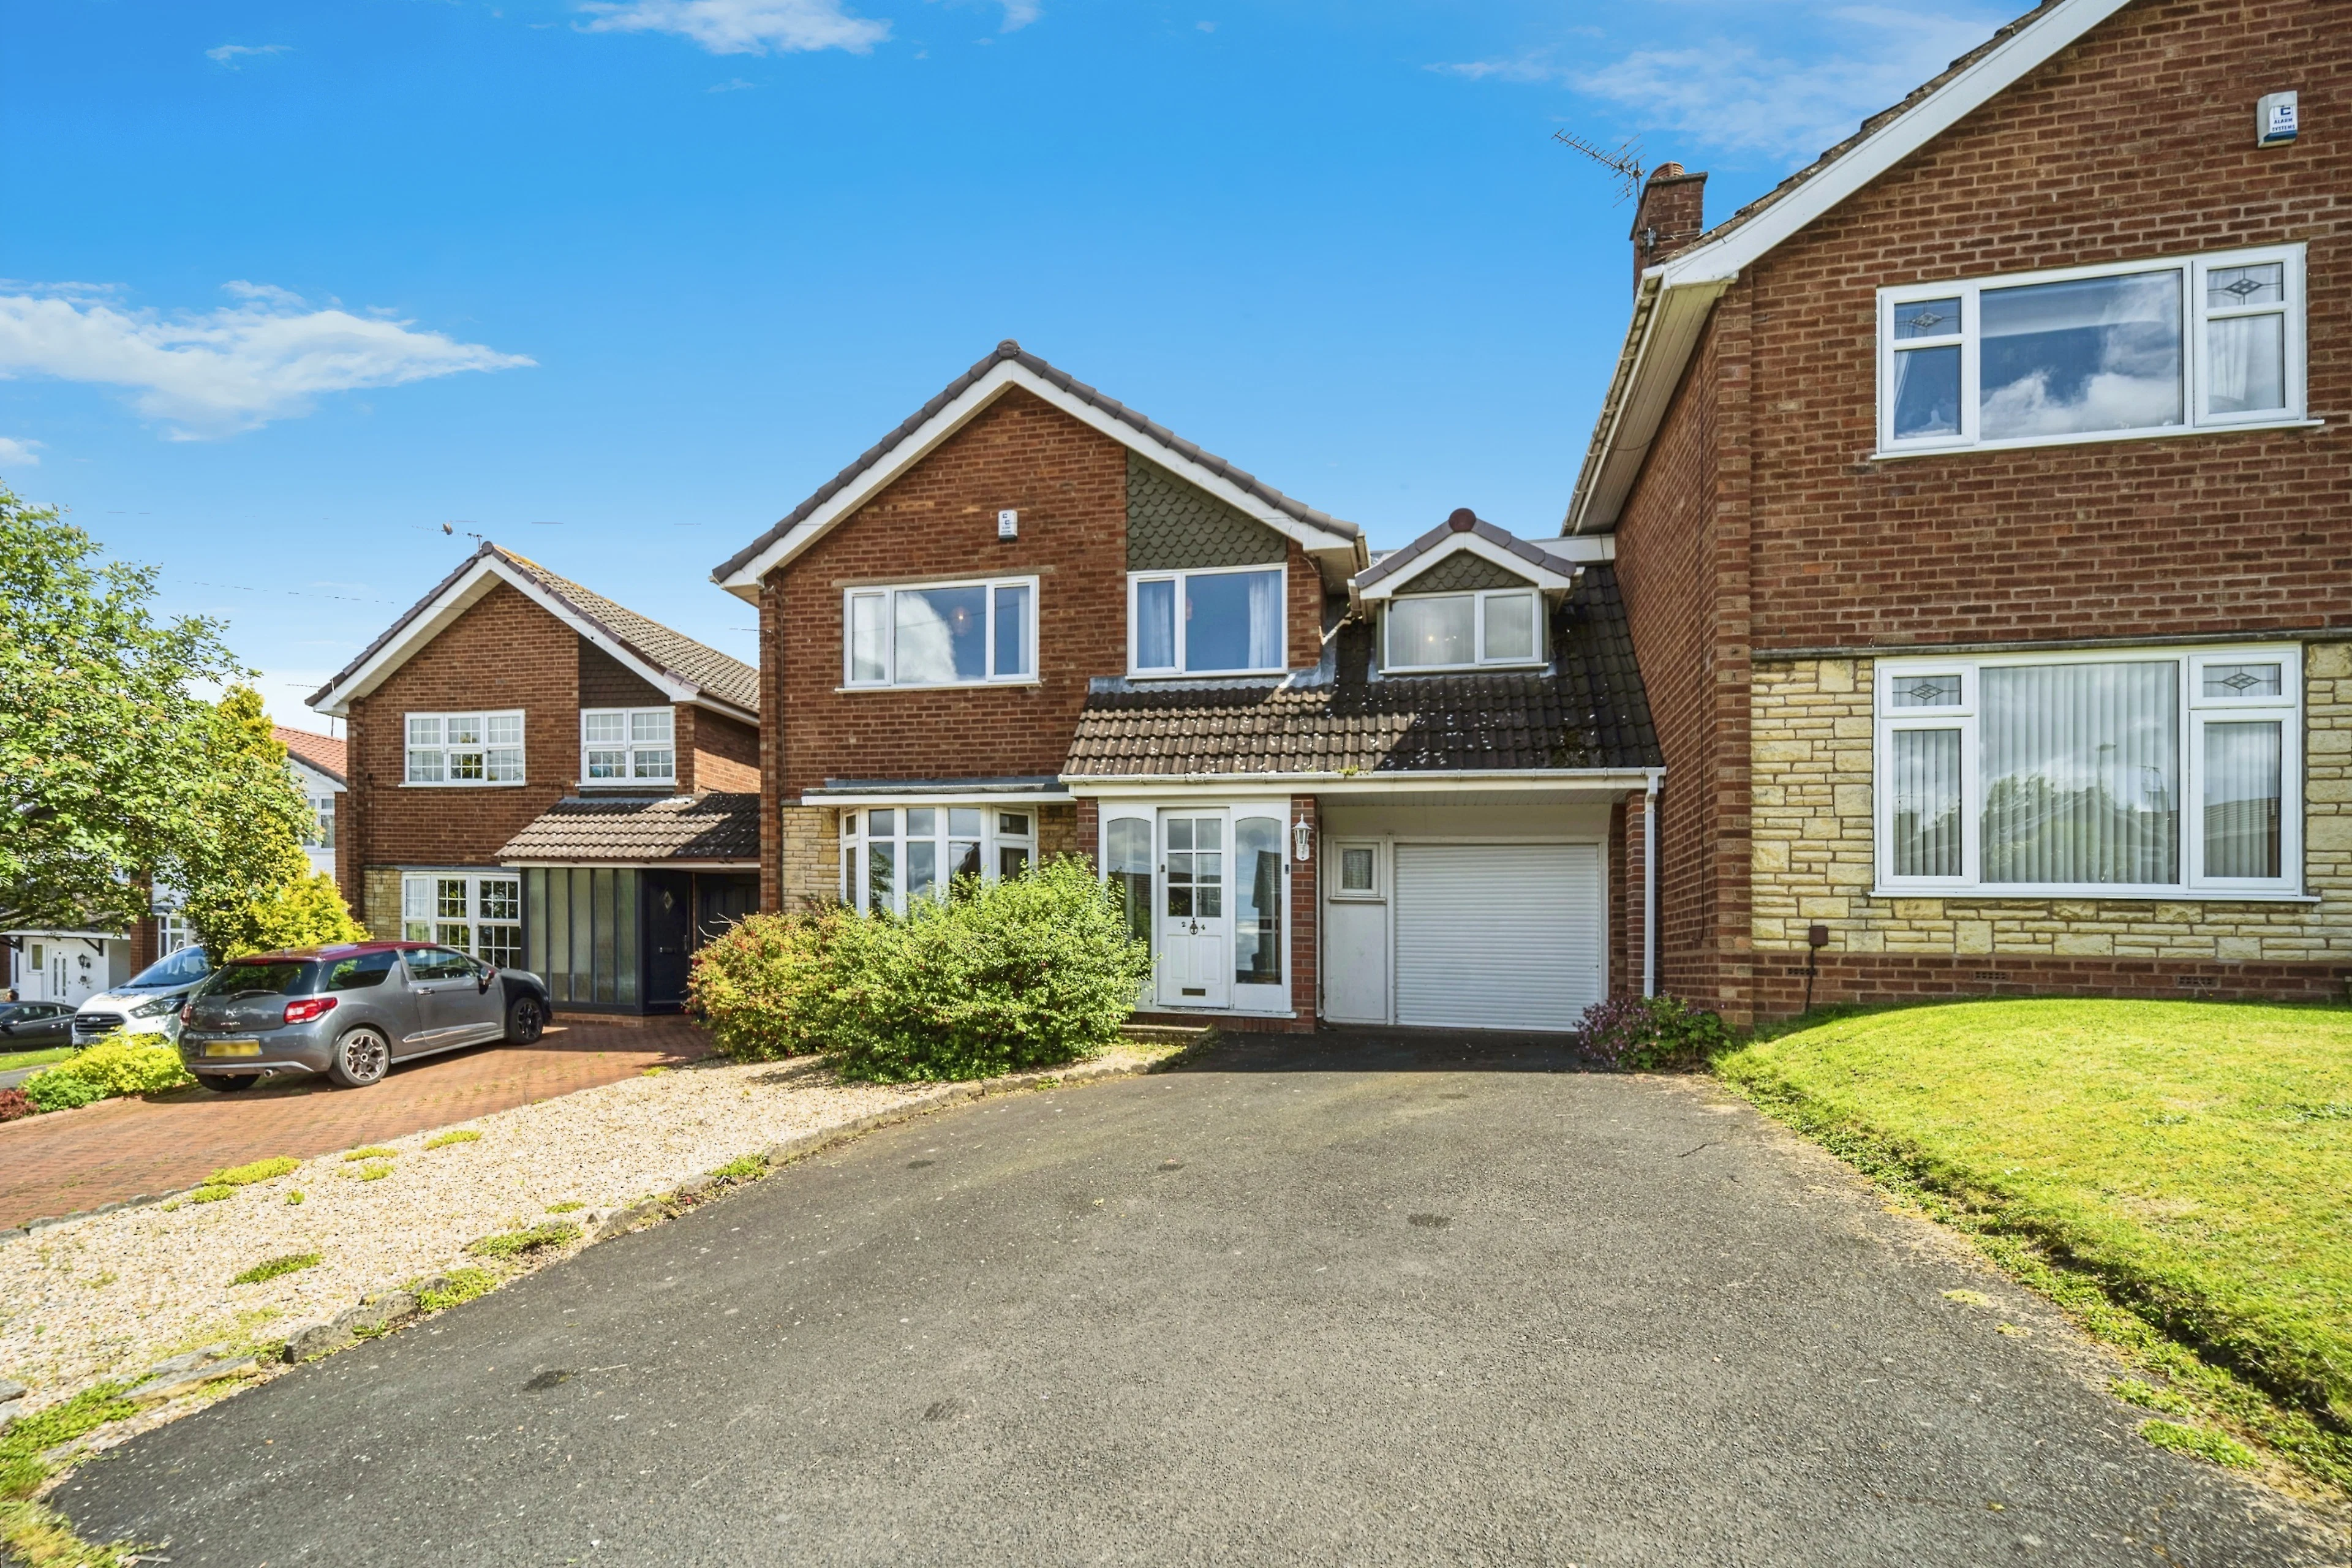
[0,1046,1167,1417]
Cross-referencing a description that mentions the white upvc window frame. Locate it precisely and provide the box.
[1126,563,1289,679]
[840,575,1040,690]
[839,804,1039,918]
[1872,644,2304,899]
[401,870,524,966]
[581,706,676,784]
[1875,243,2309,458]
[404,710,526,787]
[1379,588,1547,673]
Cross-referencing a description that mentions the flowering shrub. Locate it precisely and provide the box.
[687,907,851,1061]
[1576,993,1732,1071]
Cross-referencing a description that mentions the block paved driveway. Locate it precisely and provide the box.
[0,1019,706,1228]
[60,1031,2335,1566]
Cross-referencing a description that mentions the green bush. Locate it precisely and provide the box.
[687,857,1153,1082]
[217,870,366,962]
[686,907,847,1061]
[20,1073,104,1114]
[21,1035,191,1110]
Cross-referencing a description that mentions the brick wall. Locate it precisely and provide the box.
[1743,0,2350,654]
[685,707,760,794]
[341,583,579,931]
[760,387,1329,899]
[1747,644,2352,1014]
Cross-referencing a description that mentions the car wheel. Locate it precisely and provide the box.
[327,1026,391,1088]
[504,995,546,1046]
[205,1074,258,1094]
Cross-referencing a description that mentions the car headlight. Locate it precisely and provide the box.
[129,995,181,1019]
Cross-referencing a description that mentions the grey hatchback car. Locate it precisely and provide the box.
[178,941,554,1091]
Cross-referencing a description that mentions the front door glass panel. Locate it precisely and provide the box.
[1233,816,1283,987]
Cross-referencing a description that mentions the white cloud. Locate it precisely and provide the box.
[206,43,292,66]
[579,0,890,55]
[1441,4,2003,165]
[997,0,1041,32]
[0,437,41,467]
[707,75,758,91]
[0,283,533,440]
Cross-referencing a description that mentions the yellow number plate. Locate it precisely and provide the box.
[203,1041,263,1058]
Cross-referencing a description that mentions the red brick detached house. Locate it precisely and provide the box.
[1567,0,2350,1024]
[714,344,1659,1031]
[309,545,762,1014]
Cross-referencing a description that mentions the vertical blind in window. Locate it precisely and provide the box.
[1888,728,1962,878]
[1980,662,2177,885]
[2203,723,2283,878]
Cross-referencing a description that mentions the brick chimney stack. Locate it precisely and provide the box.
[1630,162,1708,296]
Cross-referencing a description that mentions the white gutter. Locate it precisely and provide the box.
[1061,769,1660,798]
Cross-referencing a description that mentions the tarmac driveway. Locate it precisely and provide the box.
[57,1032,2331,1566]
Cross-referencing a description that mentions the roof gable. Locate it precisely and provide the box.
[1565,0,2135,533]
[711,341,1365,597]
[273,725,347,788]
[308,545,758,720]
[1356,510,1583,605]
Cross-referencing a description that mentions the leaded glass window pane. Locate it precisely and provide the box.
[1891,674,1962,708]
[2201,662,2283,699]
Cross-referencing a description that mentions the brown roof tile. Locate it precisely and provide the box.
[1065,566,1659,777]
[496,793,760,864]
[273,726,347,786]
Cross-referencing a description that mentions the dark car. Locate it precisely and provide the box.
[178,942,554,1091]
[0,1001,77,1049]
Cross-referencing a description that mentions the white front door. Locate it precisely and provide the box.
[1155,813,1229,1008]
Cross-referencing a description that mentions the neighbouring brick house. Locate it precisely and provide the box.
[309,545,763,1014]
[712,343,1657,1031]
[1565,0,2349,1024]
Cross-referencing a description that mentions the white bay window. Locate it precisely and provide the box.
[1875,648,2301,897]
[840,806,1036,916]
[1879,244,2305,454]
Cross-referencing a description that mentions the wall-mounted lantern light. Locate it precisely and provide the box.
[1292,816,1313,862]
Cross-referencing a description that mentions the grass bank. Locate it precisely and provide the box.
[0,1047,73,1076]
[1716,998,2352,1493]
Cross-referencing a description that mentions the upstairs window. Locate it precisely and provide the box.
[843,578,1036,688]
[582,707,675,782]
[1879,244,2305,454]
[405,711,524,785]
[1875,647,2302,897]
[1382,589,1542,671]
[1129,566,1285,676]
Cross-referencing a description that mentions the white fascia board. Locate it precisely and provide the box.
[716,360,1360,595]
[1536,533,1615,564]
[1063,768,1661,798]
[1655,0,2135,290]
[1565,0,2134,535]
[804,789,1076,807]
[1356,532,1578,603]
[286,758,345,793]
[311,556,731,722]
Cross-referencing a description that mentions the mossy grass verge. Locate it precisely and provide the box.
[466,1221,579,1259]
[206,1156,298,1186]
[0,1382,141,1566]
[340,1146,397,1162]
[1717,998,2352,1498]
[414,1267,495,1312]
[187,1185,235,1204]
[423,1129,481,1149]
[230,1252,322,1287]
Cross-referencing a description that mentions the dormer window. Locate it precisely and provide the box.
[1383,590,1543,672]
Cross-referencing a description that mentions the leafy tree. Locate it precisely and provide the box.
[0,487,239,933]
[178,687,363,962]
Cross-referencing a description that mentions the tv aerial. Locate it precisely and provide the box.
[1553,132,1645,204]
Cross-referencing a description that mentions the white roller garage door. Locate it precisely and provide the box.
[1392,843,1604,1030]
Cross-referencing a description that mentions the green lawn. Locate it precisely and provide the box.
[1717,999,2352,1450]
[0,1046,72,1076]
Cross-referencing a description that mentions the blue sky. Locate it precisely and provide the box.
[1,0,2008,732]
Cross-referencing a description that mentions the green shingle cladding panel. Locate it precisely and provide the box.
[1126,454,1287,571]
[1401,551,1537,594]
